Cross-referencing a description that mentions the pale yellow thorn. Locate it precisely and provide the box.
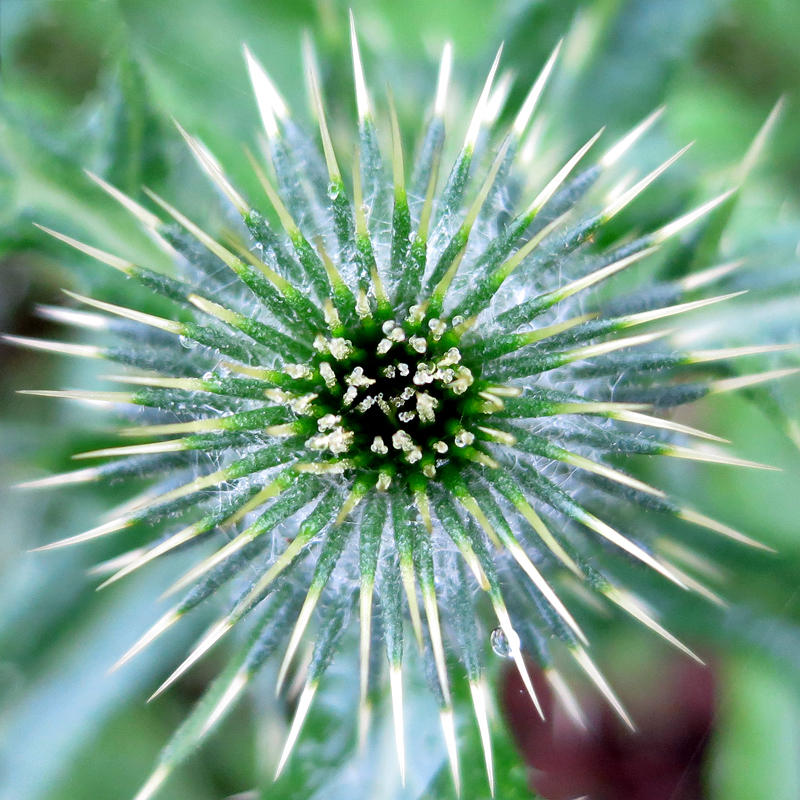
[245,148,300,236]
[439,707,462,797]
[602,144,692,221]
[562,450,666,498]
[388,92,406,194]
[492,213,569,289]
[610,410,728,443]
[688,343,799,363]
[74,439,186,460]
[565,329,671,363]
[97,522,203,589]
[654,556,726,607]
[349,11,371,122]
[84,171,163,229]
[63,290,184,335]
[358,579,374,750]
[119,417,233,437]
[579,512,688,589]
[710,368,800,396]
[37,304,109,330]
[275,588,322,695]
[174,120,249,216]
[34,224,134,273]
[666,444,778,471]
[484,69,514,126]
[651,190,737,243]
[423,589,452,706]
[275,681,318,778]
[434,42,453,119]
[522,312,596,345]
[456,494,503,549]
[243,44,286,138]
[304,39,341,180]
[19,389,134,406]
[111,609,182,672]
[571,646,635,730]
[132,764,171,800]
[399,554,425,652]
[149,619,233,699]
[544,668,588,730]
[737,96,785,183]
[513,39,562,135]
[470,680,495,796]
[547,246,659,304]
[677,258,744,291]
[165,525,259,597]
[491,602,544,719]
[200,669,249,737]
[619,292,746,329]
[32,516,132,551]
[15,465,105,490]
[389,664,406,785]
[509,495,583,576]
[102,374,205,391]
[2,335,103,360]
[502,535,588,644]
[523,129,604,218]
[605,586,703,664]
[464,44,504,150]
[600,106,665,168]
[678,507,772,551]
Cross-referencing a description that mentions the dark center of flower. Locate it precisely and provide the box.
[269,309,498,484]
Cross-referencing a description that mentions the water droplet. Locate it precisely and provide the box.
[327,182,340,200]
[179,335,197,350]
[490,627,513,659]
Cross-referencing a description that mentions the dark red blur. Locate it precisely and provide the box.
[501,655,716,800]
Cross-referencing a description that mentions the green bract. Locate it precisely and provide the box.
[9,18,795,800]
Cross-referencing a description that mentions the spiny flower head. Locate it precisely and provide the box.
[8,18,795,799]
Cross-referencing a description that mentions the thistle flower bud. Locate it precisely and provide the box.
[9,21,795,800]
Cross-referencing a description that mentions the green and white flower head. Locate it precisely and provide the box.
[9,15,796,799]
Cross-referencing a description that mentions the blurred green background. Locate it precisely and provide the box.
[1,0,800,798]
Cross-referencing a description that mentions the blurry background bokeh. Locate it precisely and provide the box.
[1,1,800,798]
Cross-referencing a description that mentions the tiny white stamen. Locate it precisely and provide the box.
[329,338,354,361]
[433,441,449,454]
[392,430,415,451]
[447,366,474,394]
[266,388,293,404]
[377,338,393,355]
[398,411,416,423]
[406,447,423,464]
[317,414,341,432]
[290,394,318,415]
[382,320,396,335]
[313,335,328,353]
[343,386,359,406]
[376,472,392,491]
[371,436,388,455]
[428,318,447,340]
[423,464,436,478]
[409,336,427,354]
[319,362,337,389]
[327,427,353,455]
[454,430,475,448]
[356,290,371,319]
[406,304,426,325]
[284,364,313,380]
[383,365,397,379]
[323,301,341,329]
[397,363,410,377]
[357,395,377,413]
[346,366,376,388]
[437,348,462,367]
[388,327,406,343]
[416,392,439,423]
